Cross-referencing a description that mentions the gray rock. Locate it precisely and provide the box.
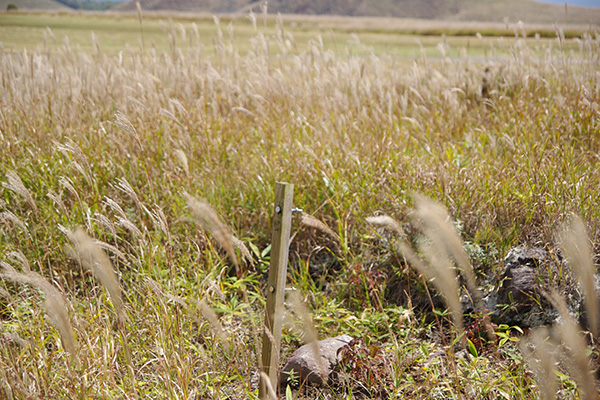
[491,247,566,328]
[281,334,353,387]
[505,265,537,303]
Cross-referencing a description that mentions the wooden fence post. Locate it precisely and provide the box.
[259,182,294,399]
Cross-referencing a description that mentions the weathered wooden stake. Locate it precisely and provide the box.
[259,182,294,399]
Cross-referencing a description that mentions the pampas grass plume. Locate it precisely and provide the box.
[558,214,599,338]
[66,228,126,323]
[412,193,483,311]
[184,193,240,272]
[2,170,38,213]
[520,327,557,400]
[548,290,599,400]
[1,263,78,359]
[301,213,340,243]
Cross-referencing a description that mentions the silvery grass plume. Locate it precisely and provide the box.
[231,235,255,267]
[365,215,404,239]
[411,193,484,311]
[2,170,38,213]
[113,111,142,150]
[367,195,484,338]
[520,327,557,400]
[558,214,599,338]
[301,213,342,252]
[195,298,232,355]
[7,250,31,272]
[399,236,465,337]
[183,193,241,275]
[173,149,190,177]
[547,290,599,400]
[0,210,28,234]
[0,262,78,360]
[65,228,126,325]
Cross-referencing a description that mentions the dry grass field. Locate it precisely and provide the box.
[1,11,600,399]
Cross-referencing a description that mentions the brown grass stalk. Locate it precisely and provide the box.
[189,298,231,354]
[301,212,342,254]
[259,371,278,400]
[301,213,340,243]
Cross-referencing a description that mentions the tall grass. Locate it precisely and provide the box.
[0,13,599,399]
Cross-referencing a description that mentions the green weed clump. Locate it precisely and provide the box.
[0,13,599,399]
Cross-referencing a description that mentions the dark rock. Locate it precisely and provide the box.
[281,335,353,387]
[505,265,537,303]
[490,247,568,328]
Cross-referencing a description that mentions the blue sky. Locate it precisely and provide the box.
[537,0,600,7]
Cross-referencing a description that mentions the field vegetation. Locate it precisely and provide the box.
[1,11,600,399]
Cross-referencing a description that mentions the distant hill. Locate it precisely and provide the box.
[113,0,600,24]
[1,0,71,10]
[537,0,599,7]
[2,0,125,10]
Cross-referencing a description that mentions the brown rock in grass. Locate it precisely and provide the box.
[281,335,353,387]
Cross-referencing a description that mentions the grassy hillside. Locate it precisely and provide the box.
[113,0,600,24]
[3,12,591,57]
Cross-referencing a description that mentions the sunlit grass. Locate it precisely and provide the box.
[0,10,599,399]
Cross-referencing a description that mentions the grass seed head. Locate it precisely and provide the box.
[520,327,557,400]
[0,210,29,234]
[558,214,598,338]
[412,193,483,311]
[7,251,30,272]
[192,298,231,354]
[2,171,37,213]
[66,228,126,324]
[366,214,405,238]
[548,290,599,400]
[287,290,327,377]
[369,209,465,336]
[184,192,239,272]
[301,213,340,243]
[173,149,189,177]
[1,264,78,359]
